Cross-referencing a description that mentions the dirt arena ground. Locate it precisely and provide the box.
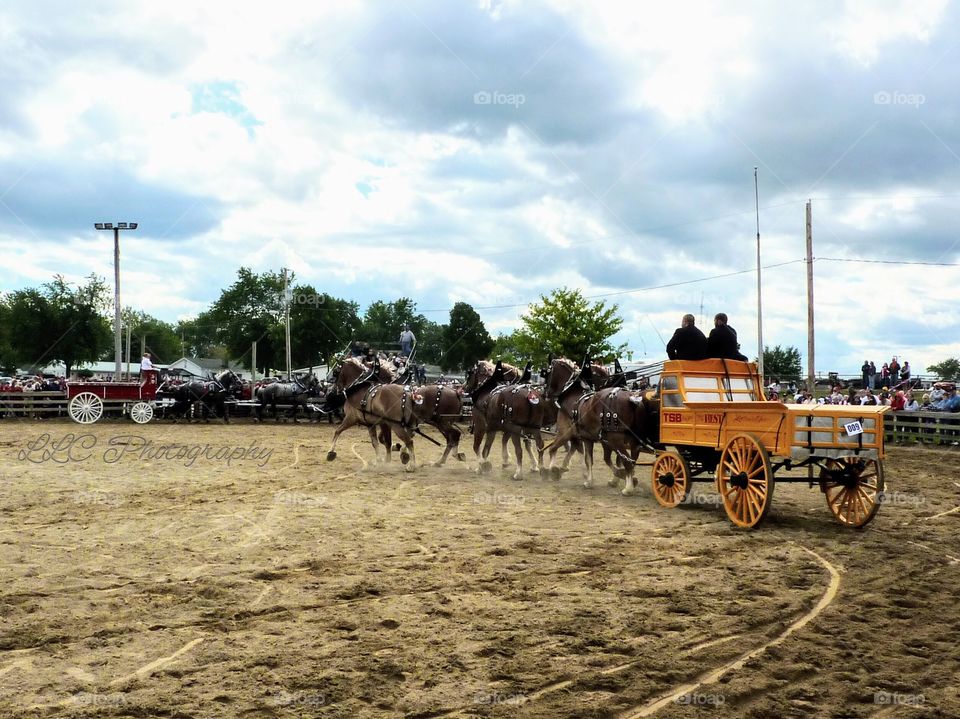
[0,418,958,718]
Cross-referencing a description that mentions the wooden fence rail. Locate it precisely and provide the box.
[0,392,69,417]
[885,410,960,446]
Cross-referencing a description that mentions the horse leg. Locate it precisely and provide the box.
[510,433,524,481]
[480,430,498,474]
[435,423,460,467]
[583,440,596,488]
[543,427,571,480]
[377,425,393,463]
[501,433,511,468]
[222,400,230,424]
[523,432,543,473]
[561,439,581,471]
[396,427,416,472]
[367,425,384,464]
[620,440,638,495]
[327,414,358,461]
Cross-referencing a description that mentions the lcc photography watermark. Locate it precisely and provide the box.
[17,433,274,468]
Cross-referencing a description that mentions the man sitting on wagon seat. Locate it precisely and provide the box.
[707,313,748,361]
[666,314,708,360]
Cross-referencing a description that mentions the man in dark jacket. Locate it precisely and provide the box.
[666,314,708,360]
[707,313,748,361]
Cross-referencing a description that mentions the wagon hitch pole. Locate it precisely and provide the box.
[414,428,443,446]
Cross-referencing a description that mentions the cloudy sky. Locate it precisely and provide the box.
[1,0,958,374]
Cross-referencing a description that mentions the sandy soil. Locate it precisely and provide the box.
[0,418,958,718]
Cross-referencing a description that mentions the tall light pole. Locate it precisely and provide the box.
[95,222,138,380]
[754,168,764,383]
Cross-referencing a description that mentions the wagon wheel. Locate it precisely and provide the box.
[717,433,774,528]
[130,401,154,424]
[651,451,690,508]
[819,457,884,528]
[68,392,104,424]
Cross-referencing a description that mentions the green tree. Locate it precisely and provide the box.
[360,297,423,345]
[118,310,183,364]
[0,295,14,372]
[176,315,221,358]
[289,286,361,367]
[8,275,112,377]
[763,345,802,380]
[440,302,493,372]
[415,320,445,365]
[514,287,624,365]
[490,331,525,367]
[927,358,960,381]
[205,267,287,372]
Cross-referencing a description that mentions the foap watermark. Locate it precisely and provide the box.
[473,491,525,507]
[474,690,526,706]
[69,692,129,709]
[878,491,925,507]
[73,490,123,507]
[473,90,525,107]
[676,692,725,707]
[17,433,274,468]
[874,691,924,706]
[273,490,327,508]
[874,90,925,108]
[273,290,326,308]
[270,690,326,708]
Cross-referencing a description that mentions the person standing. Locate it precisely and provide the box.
[868,361,876,390]
[398,324,416,357]
[861,360,870,389]
[889,356,900,385]
[706,313,748,361]
[666,314,708,360]
[901,361,911,384]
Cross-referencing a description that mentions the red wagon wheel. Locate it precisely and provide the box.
[819,457,884,528]
[651,451,690,508]
[717,433,775,528]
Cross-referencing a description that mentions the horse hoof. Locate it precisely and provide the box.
[550,467,562,481]
[404,464,416,473]
[582,481,593,489]
[326,451,337,461]
[480,461,492,473]
[621,486,636,496]
[607,477,620,488]
[539,468,549,480]
[433,460,445,468]
[456,452,466,462]
[400,452,410,465]
[511,473,523,482]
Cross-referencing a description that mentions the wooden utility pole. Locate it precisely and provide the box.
[283,268,292,380]
[754,168,764,382]
[806,200,815,391]
[251,341,258,383]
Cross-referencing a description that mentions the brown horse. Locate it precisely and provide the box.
[464,360,544,479]
[325,357,419,471]
[542,358,657,493]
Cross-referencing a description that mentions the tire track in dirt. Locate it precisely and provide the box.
[617,545,841,718]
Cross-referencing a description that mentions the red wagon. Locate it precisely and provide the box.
[67,370,159,424]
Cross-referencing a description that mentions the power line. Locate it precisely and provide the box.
[817,256,960,267]
[431,259,807,312]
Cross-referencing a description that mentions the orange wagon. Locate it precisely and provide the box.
[651,359,888,529]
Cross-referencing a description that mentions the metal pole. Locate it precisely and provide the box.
[251,341,258,383]
[126,322,131,381]
[754,167,764,383]
[283,269,292,380]
[113,228,122,380]
[806,200,815,393]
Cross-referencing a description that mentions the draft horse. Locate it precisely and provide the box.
[325,357,419,471]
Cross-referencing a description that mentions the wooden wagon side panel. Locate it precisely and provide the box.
[787,405,890,460]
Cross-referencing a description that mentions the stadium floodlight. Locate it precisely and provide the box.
[95,222,139,380]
